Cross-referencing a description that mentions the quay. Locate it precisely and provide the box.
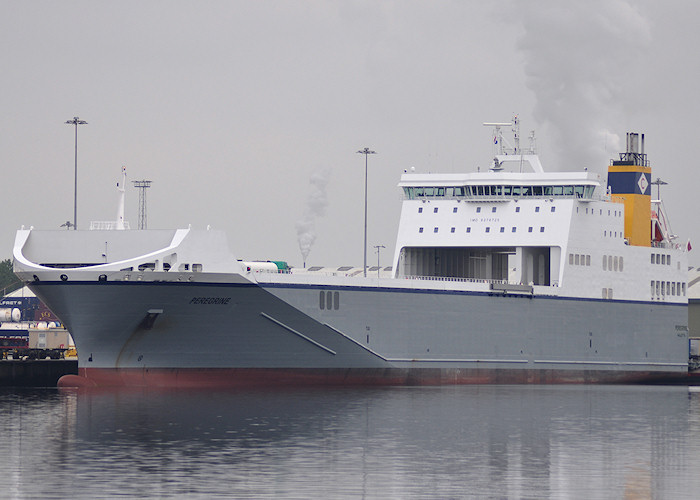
[0,359,77,387]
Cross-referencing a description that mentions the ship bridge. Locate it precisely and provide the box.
[393,126,603,288]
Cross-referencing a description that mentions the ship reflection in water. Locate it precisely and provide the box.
[2,385,700,498]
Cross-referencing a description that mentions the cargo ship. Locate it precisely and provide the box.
[12,120,690,387]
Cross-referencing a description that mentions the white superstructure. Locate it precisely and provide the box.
[391,120,687,303]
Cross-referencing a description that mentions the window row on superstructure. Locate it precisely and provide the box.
[577,206,623,217]
[651,253,671,265]
[568,253,591,266]
[417,205,557,214]
[651,280,686,298]
[602,255,624,272]
[603,230,624,239]
[419,226,546,234]
[403,184,596,200]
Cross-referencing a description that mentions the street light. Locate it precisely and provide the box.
[65,116,88,230]
[357,147,377,277]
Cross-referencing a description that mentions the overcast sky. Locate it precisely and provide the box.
[2,0,698,268]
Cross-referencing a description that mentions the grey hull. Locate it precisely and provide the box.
[28,276,689,386]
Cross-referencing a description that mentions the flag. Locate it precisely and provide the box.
[688,240,693,251]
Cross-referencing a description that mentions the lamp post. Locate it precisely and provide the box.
[65,116,88,230]
[357,147,376,277]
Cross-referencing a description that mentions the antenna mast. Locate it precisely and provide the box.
[483,115,542,173]
[132,180,152,230]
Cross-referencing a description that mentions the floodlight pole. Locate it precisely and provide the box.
[132,180,153,229]
[65,117,88,230]
[357,147,377,277]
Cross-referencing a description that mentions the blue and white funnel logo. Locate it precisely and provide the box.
[638,173,649,194]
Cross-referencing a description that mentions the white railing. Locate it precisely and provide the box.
[89,221,131,230]
[404,275,510,285]
[403,275,559,288]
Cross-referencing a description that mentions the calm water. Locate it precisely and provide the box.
[1,385,700,499]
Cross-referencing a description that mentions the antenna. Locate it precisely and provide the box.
[484,115,542,173]
[651,177,668,201]
[483,122,512,156]
[132,180,152,230]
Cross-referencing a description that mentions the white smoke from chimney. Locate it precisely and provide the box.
[515,0,651,172]
[296,168,331,266]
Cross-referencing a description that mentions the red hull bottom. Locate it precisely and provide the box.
[57,367,686,388]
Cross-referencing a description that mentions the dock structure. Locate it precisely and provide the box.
[0,359,77,387]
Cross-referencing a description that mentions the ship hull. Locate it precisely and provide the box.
[59,366,683,388]
[28,276,688,388]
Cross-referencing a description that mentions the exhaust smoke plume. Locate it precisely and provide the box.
[296,168,331,266]
[516,0,651,172]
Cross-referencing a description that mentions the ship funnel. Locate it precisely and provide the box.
[620,133,647,165]
[607,132,651,247]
